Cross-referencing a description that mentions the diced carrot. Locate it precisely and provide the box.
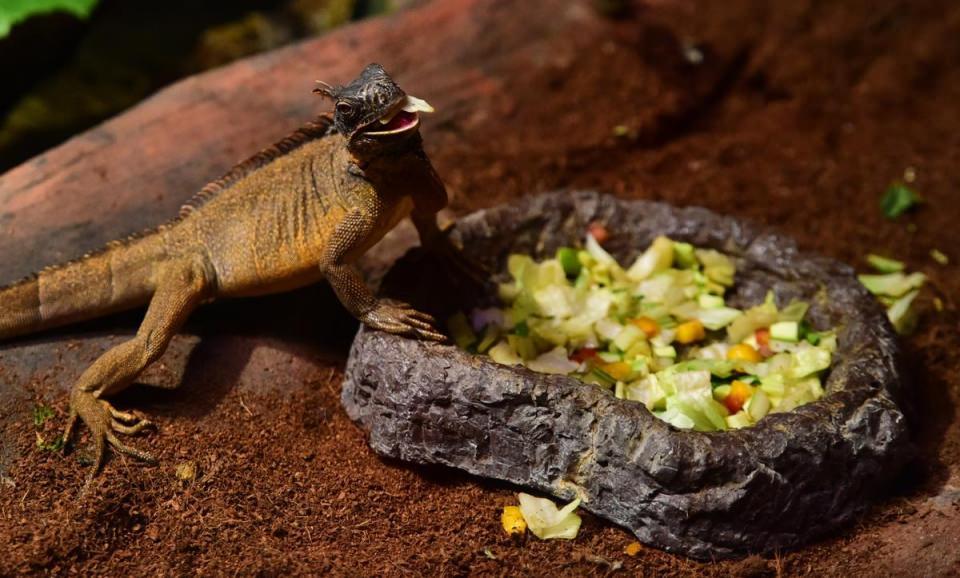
[675,320,706,344]
[588,222,609,244]
[624,541,642,556]
[601,361,633,382]
[630,316,660,338]
[723,380,754,414]
[755,328,770,347]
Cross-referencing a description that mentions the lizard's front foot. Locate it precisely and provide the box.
[63,388,157,479]
[363,299,448,342]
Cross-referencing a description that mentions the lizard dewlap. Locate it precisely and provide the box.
[450,233,837,431]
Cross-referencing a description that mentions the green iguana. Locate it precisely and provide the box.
[0,64,475,479]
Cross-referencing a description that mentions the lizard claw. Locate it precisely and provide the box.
[363,300,449,342]
[64,388,157,480]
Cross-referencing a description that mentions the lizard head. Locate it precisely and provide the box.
[314,63,434,147]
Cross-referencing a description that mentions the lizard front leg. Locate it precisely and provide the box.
[321,208,446,342]
[62,255,214,481]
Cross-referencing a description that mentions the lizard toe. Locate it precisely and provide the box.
[68,390,158,480]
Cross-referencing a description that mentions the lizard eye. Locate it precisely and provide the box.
[336,101,354,115]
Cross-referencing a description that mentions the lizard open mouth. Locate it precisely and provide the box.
[362,95,434,136]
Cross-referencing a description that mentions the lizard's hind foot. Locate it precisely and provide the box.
[64,389,157,479]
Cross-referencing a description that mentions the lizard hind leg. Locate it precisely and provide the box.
[62,255,215,480]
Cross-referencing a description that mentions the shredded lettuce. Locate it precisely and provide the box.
[517,493,582,540]
[627,236,674,281]
[455,234,837,431]
[866,254,905,273]
[858,272,926,298]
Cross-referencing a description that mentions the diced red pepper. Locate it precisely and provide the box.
[723,380,754,414]
[570,347,598,363]
[588,222,609,244]
[755,328,773,357]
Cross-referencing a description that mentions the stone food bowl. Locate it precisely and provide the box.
[341,191,911,559]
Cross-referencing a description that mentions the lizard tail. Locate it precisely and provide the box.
[0,231,168,341]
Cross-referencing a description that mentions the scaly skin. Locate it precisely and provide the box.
[0,64,475,481]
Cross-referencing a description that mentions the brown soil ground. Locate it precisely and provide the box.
[2,0,960,575]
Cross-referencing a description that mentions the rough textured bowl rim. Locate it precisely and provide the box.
[342,190,911,559]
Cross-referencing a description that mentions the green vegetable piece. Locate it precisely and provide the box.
[866,254,905,273]
[673,242,697,268]
[476,324,501,354]
[664,359,735,379]
[887,288,921,335]
[747,388,771,421]
[770,321,799,342]
[0,0,99,39]
[725,411,752,429]
[630,357,649,374]
[35,434,64,452]
[727,297,778,343]
[597,351,622,363]
[653,345,677,358]
[693,306,743,330]
[614,381,627,399]
[778,301,810,323]
[488,341,522,366]
[697,294,725,309]
[517,493,582,540]
[507,254,535,282]
[713,384,732,400]
[931,249,949,266]
[881,182,921,219]
[447,312,477,350]
[803,325,822,346]
[33,405,55,427]
[556,247,582,277]
[759,374,786,398]
[790,346,831,378]
[507,335,538,360]
[626,236,674,281]
[584,367,616,387]
[695,249,736,287]
[858,272,926,298]
[513,320,530,337]
[613,323,644,351]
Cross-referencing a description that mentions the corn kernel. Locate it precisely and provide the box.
[727,343,762,363]
[630,316,660,338]
[675,320,705,344]
[501,506,527,536]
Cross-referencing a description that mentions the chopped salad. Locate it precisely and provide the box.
[449,230,837,432]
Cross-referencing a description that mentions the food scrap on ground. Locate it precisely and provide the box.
[880,182,922,219]
[501,505,527,537]
[931,249,949,266]
[515,493,582,540]
[450,233,837,432]
[859,256,928,334]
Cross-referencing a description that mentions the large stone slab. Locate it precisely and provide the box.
[342,190,912,559]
